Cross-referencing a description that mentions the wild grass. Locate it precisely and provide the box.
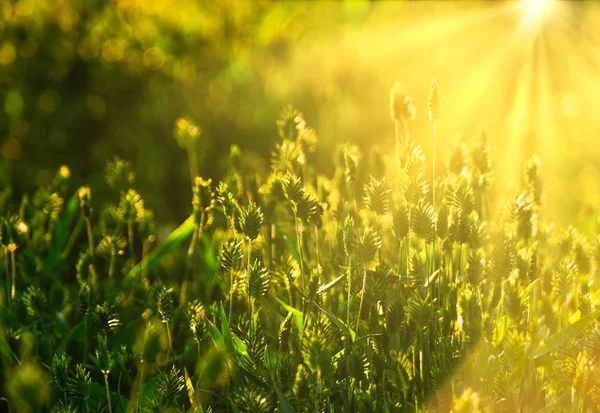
[1,82,600,413]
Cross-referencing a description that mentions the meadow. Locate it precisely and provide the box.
[2,78,600,412]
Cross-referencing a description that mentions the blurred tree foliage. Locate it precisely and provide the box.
[0,0,339,224]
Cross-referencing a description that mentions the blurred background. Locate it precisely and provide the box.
[1,0,599,231]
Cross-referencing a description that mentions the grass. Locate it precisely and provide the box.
[1,82,600,413]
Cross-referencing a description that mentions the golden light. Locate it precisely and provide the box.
[521,0,554,27]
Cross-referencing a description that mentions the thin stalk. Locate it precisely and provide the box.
[10,248,16,300]
[136,362,145,412]
[4,247,9,305]
[187,146,199,185]
[83,314,88,363]
[142,240,150,283]
[166,320,173,360]
[346,256,352,329]
[432,120,437,211]
[127,222,136,264]
[314,226,320,268]
[104,374,113,413]
[85,217,96,265]
[228,269,234,323]
[355,266,367,334]
[271,223,276,267]
[117,372,122,402]
[109,253,115,278]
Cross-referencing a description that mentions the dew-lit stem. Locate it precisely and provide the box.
[346,256,352,329]
[85,217,96,269]
[10,247,16,300]
[104,373,113,413]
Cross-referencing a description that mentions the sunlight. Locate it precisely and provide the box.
[521,0,554,28]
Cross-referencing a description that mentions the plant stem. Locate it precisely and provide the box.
[10,248,16,300]
[127,222,136,264]
[166,320,173,360]
[187,145,199,185]
[229,269,234,324]
[136,362,145,412]
[346,256,352,329]
[4,247,9,306]
[109,253,115,278]
[356,266,367,334]
[104,374,113,413]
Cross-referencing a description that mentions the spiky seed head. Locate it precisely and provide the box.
[118,189,144,223]
[238,203,263,241]
[218,238,243,273]
[393,204,410,241]
[174,117,201,149]
[301,314,335,375]
[94,303,121,334]
[23,286,48,318]
[187,301,205,344]
[96,333,111,376]
[154,366,185,409]
[294,191,320,225]
[105,156,135,191]
[68,364,91,402]
[427,78,442,121]
[390,81,416,123]
[525,155,543,205]
[96,235,127,258]
[342,215,356,257]
[33,190,63,220]
[363,176,391,216]
[157,286,174,323]
[116,344,134,375]
[50,353,70,394]
[100,204,122,236]
[412,200,436,243]
[192,177,214,223]
[78,283,90,315]
[353,227,382,264]
[246,259,269,301]
[277,105,301,141]
[282,173,304,206]
[232,385,276,413]
[0,214,28,249]
[216,181,239,223]
[343,145,360,184]
[78,186,92,218]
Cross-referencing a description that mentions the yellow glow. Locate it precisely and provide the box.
[522,0,553,26]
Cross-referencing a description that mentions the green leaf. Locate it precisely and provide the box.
[274,382,296,413]
[0,335,19,365]
[492,314,510,346]
[317,271,347,295]
[520,279,538,305]
[276,298,303,333]
[45,192,82,275]
[532,308,600,359]
[127,216,195,280]
[184,367,197,412]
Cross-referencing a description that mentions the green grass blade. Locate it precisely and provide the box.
[126,216,195,280]
[532,308,600,359]
[0,335,19,365]
[45,192,81,275]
